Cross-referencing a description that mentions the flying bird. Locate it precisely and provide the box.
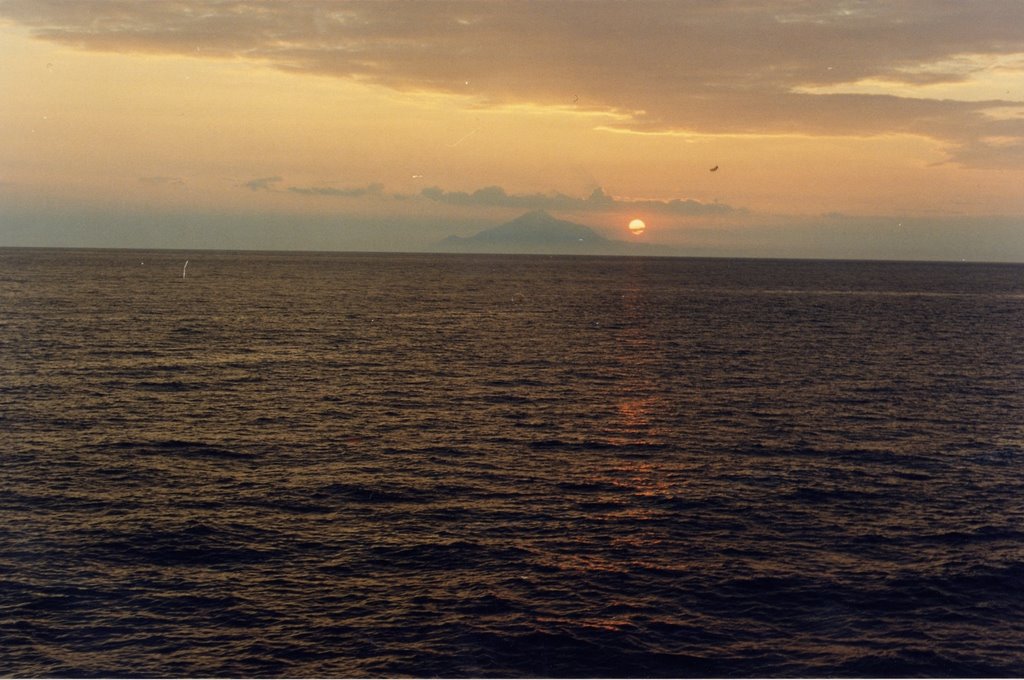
[710,165,719,172]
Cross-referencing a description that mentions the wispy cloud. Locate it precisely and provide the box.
[3,1,1022,167]
[421,185,738,216]
[240,176,739,215]
[139,176,185,187]
[288,183,384,197]
[243,176,282,191]
[243,178,385,197]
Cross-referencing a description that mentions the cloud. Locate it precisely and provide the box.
[421,185,737,216]
[420,185,591,210]
[12,1,1020,167]
[243,176,282,191]
[139,176,185,186]
[943,136,1024,169]
[249,178,737,215]
[242,178,389,198]
[287,183,384,197]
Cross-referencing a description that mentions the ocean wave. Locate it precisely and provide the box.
[6,251,1024,676]
[104,439,257,460]
[312,481,431,504]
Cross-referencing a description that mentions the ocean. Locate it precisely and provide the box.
[2,248,1023,677]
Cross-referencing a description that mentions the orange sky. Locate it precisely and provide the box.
[1,1,1022,259]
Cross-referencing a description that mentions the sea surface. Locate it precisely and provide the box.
[2,248,1024,677]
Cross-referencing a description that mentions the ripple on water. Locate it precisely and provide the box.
[3,251,1023,676]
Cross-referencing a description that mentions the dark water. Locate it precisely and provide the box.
[2,248,1024,677]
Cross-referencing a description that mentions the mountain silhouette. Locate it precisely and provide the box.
[437,210,625,254]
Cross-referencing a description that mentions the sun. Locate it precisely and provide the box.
[628,218,646,235]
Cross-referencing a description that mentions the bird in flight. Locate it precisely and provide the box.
[709,165,719,172]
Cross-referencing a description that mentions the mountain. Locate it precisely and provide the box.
[437,210,632,255]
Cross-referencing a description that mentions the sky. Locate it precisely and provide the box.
[1,0,1023,260]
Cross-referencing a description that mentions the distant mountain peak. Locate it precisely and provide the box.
[435,210,669,256]
[498,209,586,230]
[438,211,609,254]
[511,209,557,222]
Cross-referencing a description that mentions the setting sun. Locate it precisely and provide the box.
[2,3,1023,677]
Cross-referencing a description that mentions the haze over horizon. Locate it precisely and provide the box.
[1,1,1023,261]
